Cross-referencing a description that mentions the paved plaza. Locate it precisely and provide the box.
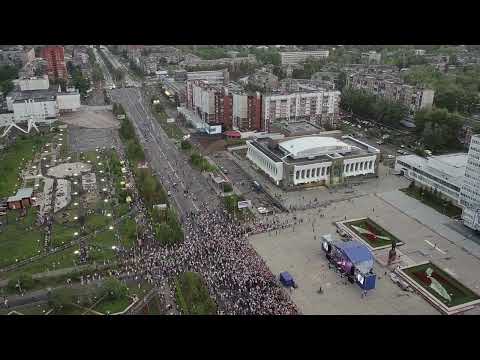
[249,192,480,315]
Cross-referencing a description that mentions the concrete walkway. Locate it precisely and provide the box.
[377,190,480,260]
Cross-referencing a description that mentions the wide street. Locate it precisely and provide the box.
[110,87,219,219]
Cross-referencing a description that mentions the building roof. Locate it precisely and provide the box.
[279,136,352,159]
[7,187,33,202]
[397,153,467,187]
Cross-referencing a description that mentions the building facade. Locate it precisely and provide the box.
[186,80,233,129]
[460,134,480,231]
[280,51,330,66]
[262,89,341,131]
[232,91,263,132]
[395,153,466,204]
[246,135,379,188]
[18,75,50,91]
[40,46,68,81]
[347,71,434,115]
[0,46,35,67]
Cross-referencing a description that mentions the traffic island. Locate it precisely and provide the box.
[397,262,480,315]
[336,217,404,251]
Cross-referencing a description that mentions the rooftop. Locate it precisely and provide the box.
[397,153,467,186]
[279,136,352,159]
[7,188,33,202]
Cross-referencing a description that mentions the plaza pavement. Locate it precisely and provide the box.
[250,192,480,315]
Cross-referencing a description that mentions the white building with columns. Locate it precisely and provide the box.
[246,135,380,188]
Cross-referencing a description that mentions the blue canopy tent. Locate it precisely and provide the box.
[329,240,376,290]
[279,271,295,287]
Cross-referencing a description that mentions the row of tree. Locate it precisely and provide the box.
[117,104,183,246]
[340,88,409,127]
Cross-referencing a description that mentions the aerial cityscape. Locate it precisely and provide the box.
[0,44,480,315]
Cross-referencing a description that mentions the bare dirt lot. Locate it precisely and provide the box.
[61,109,119,129]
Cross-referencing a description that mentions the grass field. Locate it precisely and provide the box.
[0,209,43,268]
[403,262,480,307]
[175,272,217,315]
[0,135,49,198]
[94,296,131,314]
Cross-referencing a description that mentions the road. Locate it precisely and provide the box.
[110,87,219,218]
[92,47,115,90]
[100,46,140,88]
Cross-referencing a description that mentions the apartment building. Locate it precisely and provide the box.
[229,82,263,132]
[262,89,341,131]
[186,69,229,84]
[186,80,233,129]
[40,46,68,81]
[347,71,434,115]
[361,51,382,64]
[280,51,330,66]
[459,134,480,231]
[0,46,35,68]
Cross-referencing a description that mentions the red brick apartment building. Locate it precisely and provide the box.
[40,46,68,81]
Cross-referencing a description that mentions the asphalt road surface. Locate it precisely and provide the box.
[111,87,219,219]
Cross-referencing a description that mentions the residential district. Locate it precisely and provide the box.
[0,44,480,315]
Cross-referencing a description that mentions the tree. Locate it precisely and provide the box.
[414,108,463,151]
[48,288,78,310]
[100,277,128,301]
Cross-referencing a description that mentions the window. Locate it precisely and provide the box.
[306,169,310,178]
[321,167,325,176]
[301,170,305,179]
[355,163,359,171]
[316,168,320,177]
[360,162,363,171]
[369,161,373,169]
[296,171,299,179]
[326,167,330,175]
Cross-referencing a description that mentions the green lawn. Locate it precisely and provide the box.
[0,134,50,198]
[175,272,217,315]
[400,186,463,218]
[94,296,131,314]
[0,209,43,268]
[51,222,78,247]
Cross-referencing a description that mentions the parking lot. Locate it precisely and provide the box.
[213,151,282,214]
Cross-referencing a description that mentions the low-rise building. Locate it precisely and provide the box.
[7,188,33,210]
[246,134,380,188]
[395,153,467,204]
[18,75,50,91]
[280,50,330,66]
[186,69,229,84]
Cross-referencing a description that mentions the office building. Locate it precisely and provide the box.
[280,51,330,66]
[395,153,467,204]
[460,134,480,231]
[246,135,380,188]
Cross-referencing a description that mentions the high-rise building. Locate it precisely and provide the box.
[40,46,67,81]
[459,134,480,231]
